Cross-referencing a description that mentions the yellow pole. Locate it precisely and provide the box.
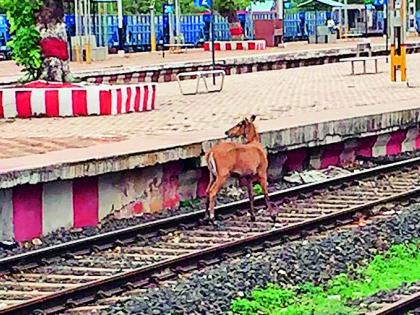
[389,0,407,81]
[150,2,156,52]
[86,0,92,64]
[75,0,81,62]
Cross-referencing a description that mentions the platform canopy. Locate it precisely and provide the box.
[297,0,344,8]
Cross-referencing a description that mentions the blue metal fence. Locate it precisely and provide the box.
[1,11,420,54]
[284,13,300,38]
[0,15,10,55]
[63,13,233,48]
[283,10,386,39]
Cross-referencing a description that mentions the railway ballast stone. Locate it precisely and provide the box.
[107,203,420,315]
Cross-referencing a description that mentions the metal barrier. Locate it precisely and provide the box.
[126,15,151,48]
[0,15,10,57]
[2,10,417,55]
[284,12,300,39]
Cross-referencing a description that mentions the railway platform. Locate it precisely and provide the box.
[2,37,420,86]
[1,50,420,242]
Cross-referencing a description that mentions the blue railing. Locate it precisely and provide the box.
[282,10,386,39]
[0,15,10,54]
[65,13,238,48]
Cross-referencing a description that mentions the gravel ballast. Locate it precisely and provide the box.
[106,203,420,315]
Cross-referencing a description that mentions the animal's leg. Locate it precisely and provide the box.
[246,177,256,222]
[206,169,215,194]
[207,175,228,223]
[259,175,276,222]
[205,170,215,219]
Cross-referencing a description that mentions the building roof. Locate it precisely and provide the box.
[298,0,344,8]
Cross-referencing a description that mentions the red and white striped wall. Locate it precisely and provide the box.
[0,83,156,119]
[204,40,266,51]
[0,178,99,242]
[309,129,420,170]
[269,127,420,175]
[1,127,419,242]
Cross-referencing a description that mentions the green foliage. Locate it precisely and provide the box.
[179,198,201,208]
[230,241,420,315]
[253,184,263,196]
[214,0,262,13]
[118,0,262,15]
[1,0,43,81]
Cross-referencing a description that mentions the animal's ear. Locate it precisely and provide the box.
[250,115,256,122]
[243,117,249,123]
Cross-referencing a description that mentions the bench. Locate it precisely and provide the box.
[356,42,372,57]
[176,70,226,95]
[164,43,195,54]
[340,56,386,75]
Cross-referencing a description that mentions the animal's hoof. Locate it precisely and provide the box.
[271,215,277,223]
[250,215,256,222]
[198,218,207,225]
[201,215,216,225]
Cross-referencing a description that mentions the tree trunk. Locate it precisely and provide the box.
[35,0,73,82]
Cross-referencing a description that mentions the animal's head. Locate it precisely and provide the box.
[225,115,258,140]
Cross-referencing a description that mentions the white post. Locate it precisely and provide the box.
[276,0,283,20]
[98,3,102,47]
[87,0,91,42]
[344,0,348,34]
[83,0,88,37]
[104,2,108,49]
[168,0,174,44]
[175,0,182,43]
[75,0,79,38]
[338,2,342,31]
[408,0,416,34]
[117,0,125,56]
[74,0,81,62]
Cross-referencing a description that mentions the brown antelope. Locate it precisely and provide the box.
[205,115,276,223]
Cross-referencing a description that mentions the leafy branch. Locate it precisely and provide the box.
[1,0,43,82]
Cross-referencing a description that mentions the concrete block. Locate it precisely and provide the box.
[0,189,13,241]
[43,181,73,234]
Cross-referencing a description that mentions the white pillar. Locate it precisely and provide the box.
[175,0,182,43]
[168,0,174,44]
[408,0,416,34]
[344,0,348,34]
[117,0,125,56]
[277,0,283,20]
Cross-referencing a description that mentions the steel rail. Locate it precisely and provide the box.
[369,292,420,315]
[1,156,419,274]
[1,186,419,314]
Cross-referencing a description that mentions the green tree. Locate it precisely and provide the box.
[1,0,74,82]
[1,0,43,81]
[121,0,264,18]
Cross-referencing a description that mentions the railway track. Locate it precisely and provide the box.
[370,290,420,315]
[0,157,419,315]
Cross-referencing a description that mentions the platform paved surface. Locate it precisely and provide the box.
[1,51,420,162]
[0,37,414,81]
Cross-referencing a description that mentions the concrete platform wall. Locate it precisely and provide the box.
[1,126,419,242]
